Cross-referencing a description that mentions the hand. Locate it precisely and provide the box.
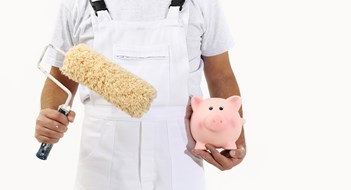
[184,97,197,151]
[35,108,76,144]
[193,144,246,171]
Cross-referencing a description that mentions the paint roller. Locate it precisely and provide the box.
[36,44,157,160]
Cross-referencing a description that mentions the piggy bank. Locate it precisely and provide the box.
[190,96,245,150]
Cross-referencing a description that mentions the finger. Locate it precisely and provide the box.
[229,147,246,159]
[220,149,232,158]
[36,125,64,139]
[37,116,68,133]
[220,149,245,167]
[193,149,223,170]
[229,157,243,168]
[42,109,69,126]
[206,144,232,167]
[185,97,193,119]
[35,134,60,144]
[67,111,76,123]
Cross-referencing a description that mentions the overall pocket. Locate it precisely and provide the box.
[79,116,112,162]
[113,45,170,106]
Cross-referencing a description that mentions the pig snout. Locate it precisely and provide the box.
[205,115,224,131]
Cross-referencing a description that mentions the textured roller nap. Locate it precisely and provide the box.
[60,44,157,118]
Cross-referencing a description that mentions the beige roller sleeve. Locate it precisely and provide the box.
[60,44,157,118]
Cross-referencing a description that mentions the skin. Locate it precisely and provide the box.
[192,52,246,171]
[35,52,246,170]
[35,67,78,144]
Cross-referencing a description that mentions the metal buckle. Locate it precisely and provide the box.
[89,0,109,16]
[169,0,185,11]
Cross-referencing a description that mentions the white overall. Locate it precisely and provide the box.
[74,2,205,190]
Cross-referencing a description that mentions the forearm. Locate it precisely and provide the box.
[41,79,71,109]
[203,52,246,149]
[41,67,78,109]
[206,71,241,101]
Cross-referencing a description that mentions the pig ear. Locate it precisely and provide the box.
[227,96,242,111]
[191,96,203,110]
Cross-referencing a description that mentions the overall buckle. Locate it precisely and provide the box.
[169,0,185,11]
[90,0,109,16]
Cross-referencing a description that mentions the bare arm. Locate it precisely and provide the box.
[193,52,246,170]
[41,67,79,109]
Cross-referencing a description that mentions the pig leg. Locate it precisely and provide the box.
[195,142,206,150]
[224,141,237,150]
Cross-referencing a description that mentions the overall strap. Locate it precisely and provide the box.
[90,0,111,21]
[170,0,185,11]
[167,0,186,19]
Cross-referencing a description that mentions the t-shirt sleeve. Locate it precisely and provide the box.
[45,2,76,68]
[200,0,235,56]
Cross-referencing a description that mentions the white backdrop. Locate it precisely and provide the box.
[0,0,350,189]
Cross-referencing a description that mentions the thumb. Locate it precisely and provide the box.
[67,111,76,123]
[229,147,246,159]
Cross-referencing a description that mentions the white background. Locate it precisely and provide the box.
[0,0,350,189]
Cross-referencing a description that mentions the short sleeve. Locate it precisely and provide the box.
[200,0,235,56]
[45,2,76,68]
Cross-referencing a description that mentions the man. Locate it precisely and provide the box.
[35,0,246,189]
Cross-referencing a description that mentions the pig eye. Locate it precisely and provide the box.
[219,106,224,111]
[209,106,213,110]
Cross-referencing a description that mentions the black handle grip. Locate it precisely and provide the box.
[36,143,53,160]
[36,107,70,160]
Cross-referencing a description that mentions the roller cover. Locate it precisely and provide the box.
[60,44,157,118]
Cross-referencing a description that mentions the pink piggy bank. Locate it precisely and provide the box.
[190,96,245,150]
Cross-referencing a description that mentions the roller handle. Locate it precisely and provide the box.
[36,106,70,160]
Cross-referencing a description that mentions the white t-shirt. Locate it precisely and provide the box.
[47,0,234,101]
